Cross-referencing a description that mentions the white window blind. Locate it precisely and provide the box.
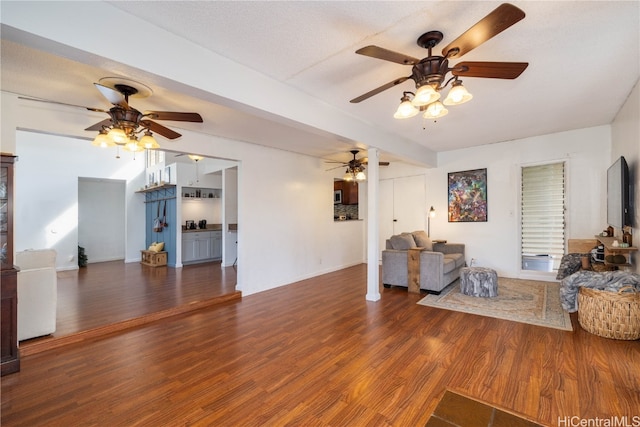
[521,162,565,269]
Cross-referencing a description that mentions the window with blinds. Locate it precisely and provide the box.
[521,162,565,271]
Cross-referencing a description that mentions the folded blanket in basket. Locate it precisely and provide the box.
[560,270,640,313]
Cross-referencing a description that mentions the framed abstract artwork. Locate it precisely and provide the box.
[448,168,487,222]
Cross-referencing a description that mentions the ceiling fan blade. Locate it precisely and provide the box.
[144,111,203,122]
[84,118,113,132]
[441,3,525,58]
[350,76,411,103]
[140,119,182,139]
[18,96,108,113]
[94,83,129,108]
[356,46,420,65]
[326,165,347,172]
[452,61,528,79]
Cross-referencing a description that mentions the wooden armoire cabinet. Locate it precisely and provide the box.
[1,154,19,376]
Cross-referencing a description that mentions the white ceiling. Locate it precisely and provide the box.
[1,1,638,165]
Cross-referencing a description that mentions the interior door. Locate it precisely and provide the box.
[393,175,426,234]
[378,175,426,260]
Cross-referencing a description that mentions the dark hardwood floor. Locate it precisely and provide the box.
[2,263,639,426]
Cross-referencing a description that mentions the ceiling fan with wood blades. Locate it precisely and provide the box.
[350,3,528,119]
[19,77,203,152]
[326,150,389,181]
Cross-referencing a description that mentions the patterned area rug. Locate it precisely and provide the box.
[417,277,573,331]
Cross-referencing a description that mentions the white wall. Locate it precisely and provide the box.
[5,94,365,294]
[78,178,126,263]
[223,167,238,267]
[234,143,365,294]
[14,131,146,270]
[432,126,610,279]
[376,127,611,279]
[611,79,639,272]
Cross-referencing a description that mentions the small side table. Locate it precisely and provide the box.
[407,248,422,294]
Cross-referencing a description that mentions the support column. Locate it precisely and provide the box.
[366,148,381,302]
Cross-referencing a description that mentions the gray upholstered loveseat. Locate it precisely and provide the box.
[382,230,465,294]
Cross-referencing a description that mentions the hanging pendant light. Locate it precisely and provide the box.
[188,155,203,183]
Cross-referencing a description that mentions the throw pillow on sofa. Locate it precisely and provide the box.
[411,230,433,251]
[390,233,417,250]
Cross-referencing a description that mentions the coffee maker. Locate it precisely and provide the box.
[198,219,207,229]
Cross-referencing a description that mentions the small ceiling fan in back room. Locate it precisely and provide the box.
[326,150,389,182]
[20,77,203,157]
[350,3,528,121]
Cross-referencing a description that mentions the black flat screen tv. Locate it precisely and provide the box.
[606,156,631,229]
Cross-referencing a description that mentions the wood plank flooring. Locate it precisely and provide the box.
[19,260,239,355]
[2,264,640,426]
[54,260,238,336]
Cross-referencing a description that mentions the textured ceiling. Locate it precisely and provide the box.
[1,1,638,165]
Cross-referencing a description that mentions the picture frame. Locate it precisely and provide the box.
[448,168,487,222]
[334,189,342,204]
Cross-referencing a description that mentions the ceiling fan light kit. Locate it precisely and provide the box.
[393,92,420,119]
[412,83,440,107]
[443,80,473,106]
[351,3,528,123]
[424,101,448,119]
[106,127,127,143]
[21,77,203,158]
[343,165,366,182]
[327,149,391,181]
[139,131,161,149]
[91,129,116,148]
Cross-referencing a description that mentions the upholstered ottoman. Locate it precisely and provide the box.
[460,267,498,297]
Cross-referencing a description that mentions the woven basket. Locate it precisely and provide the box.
[578,286,640,340]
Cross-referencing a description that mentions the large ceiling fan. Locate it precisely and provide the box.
[20,77,203,152]
[350,3,528,120]
[326,150,389,181]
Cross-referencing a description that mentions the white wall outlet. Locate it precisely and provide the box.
[68,255,75,261]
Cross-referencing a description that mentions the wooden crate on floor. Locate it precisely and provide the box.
[140,250,167,267]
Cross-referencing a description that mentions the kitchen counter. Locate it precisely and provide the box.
[182,224,223,233]
[182,224,238,233]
